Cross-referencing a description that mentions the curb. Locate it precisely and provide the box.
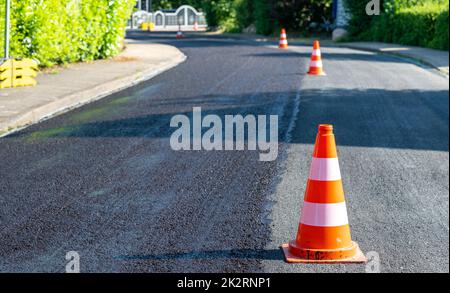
[0,51,187,138]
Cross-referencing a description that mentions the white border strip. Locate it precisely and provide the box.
[309,157,341,181]
[309,60,323,68]
[300,201,349,227]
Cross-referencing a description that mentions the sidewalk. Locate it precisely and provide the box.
[337,42,449,76]
[0,41,186,136]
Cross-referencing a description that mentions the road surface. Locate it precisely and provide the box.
[0,31,448,273]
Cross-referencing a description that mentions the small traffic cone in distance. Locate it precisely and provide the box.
[279,29,288,49]
[176,26,184,39]
[194,21,199,31]
[282,124,366,263]
[308,40,326,76]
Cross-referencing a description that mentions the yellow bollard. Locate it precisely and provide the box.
[0,59,14,89]
[0,58,39,89]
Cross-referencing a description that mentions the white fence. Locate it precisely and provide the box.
[130,5,207,31]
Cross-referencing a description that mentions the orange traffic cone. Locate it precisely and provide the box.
[279,29,288,49]
[194,21,199,31]
[308,40,326,76]
[282,124,366,263]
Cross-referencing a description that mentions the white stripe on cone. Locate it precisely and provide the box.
[280,34,287,38]
[279,40,288,45]
[300,201,349,227]
[309,158,341,181]
[309,60,323,68]
[312,49,321,57]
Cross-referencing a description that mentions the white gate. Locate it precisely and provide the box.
[131,5,207,31]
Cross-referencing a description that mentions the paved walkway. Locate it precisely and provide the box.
[338,42,449,75]
[0,41,186,136]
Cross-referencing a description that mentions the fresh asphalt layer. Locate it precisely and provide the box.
[0,31,448,273]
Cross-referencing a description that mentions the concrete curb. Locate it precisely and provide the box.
[0,50,187,137]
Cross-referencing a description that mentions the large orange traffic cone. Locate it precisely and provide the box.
[282,124,366,263]
[279,29,288,49]
[307,40,326,76]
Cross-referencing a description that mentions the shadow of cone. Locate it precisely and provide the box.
[282,124,366,263]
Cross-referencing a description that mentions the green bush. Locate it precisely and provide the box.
[254,0,274,35]
[0,0,135,67]
[273,0,333,33]
[430,8,449,50]
[235,0,254,30]
[206,0,332,35]
[146,0,333,35]
[345,0,449,51]
[200,0,234,28]
[344,0,378,38]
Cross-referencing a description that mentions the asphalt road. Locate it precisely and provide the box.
[0,31,448,273]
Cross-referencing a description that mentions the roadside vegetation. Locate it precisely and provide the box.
[151,0,333,35]
[345,0,449,50]
[154,0,448,50]
[1,0,447,68]
[0,0,136,67]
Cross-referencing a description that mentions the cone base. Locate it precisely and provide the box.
[308,71,326,76]
[279,45,289,49]
[281,241,367,264]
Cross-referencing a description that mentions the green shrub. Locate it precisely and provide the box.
[344,0,378,38]
[430,8,449,50]
[200,0,234,28]
[345,0,449,51]
[148,0,332,35]
[235,0,254,30]
[0,0,135,67]
[273,0,333,33]
[254,0,274,35]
